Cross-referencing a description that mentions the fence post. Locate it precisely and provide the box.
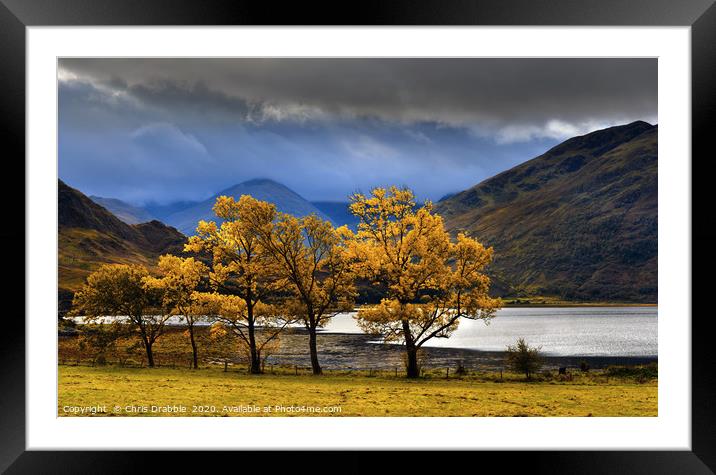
[446,367,450,379]
[295,365,298,376]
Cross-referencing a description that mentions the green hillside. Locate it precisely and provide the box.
[59,180,187,314]
[435,121,657,302]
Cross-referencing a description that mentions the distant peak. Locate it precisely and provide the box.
[215,178,290,197]
[241,178,282,186]
[588,121,653,137]
[579,120,653,137]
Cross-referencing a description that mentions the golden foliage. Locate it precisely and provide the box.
[71,263,174,367]
[257,212,356,329]
[72,263,150,320]
[185,195,286,305]
[183,195,293,371]
[69,186,503,375]
[142,255,208,321]
[349,186,502,348]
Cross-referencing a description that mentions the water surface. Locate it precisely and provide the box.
[321,307,657,357]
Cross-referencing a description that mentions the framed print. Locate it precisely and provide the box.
[3,0,715,472]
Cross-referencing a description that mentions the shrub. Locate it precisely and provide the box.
[605,363,657,380]
[506,338,543,380]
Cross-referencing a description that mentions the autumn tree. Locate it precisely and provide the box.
[250,212,356,375]
[143,255,208,369]
[349,187,501,378]
[72,264,170,368]
[185,195,292,374]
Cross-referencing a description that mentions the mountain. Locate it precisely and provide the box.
[89,196,157,225]
[164,178,333,235]
[437,192,457,202]
[434,121,657,303]
[143,200,199,221]
[311,201,361,230]
[59,180,186,314]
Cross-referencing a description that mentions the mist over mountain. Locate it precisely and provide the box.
[143,200,199,221]
[89,196,157,225]
[311,202,360,230]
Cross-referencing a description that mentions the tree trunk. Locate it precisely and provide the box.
[140,327,154,368]
[405,346,419,378]
[145,342,155,368]
[188,323,199,369]
[247,306,261,374]
[249,346,261,374]
[308,325,322,375]
[402,318,419,378]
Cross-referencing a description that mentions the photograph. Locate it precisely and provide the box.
[57,57,658,418]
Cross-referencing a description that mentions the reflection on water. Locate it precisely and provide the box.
[321,307,658,357]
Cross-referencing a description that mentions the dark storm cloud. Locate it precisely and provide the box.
[59,58,657,131]
[58,58,656,204]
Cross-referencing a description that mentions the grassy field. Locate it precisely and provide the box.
[58,365,657,417]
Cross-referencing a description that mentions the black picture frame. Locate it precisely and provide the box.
[2,0,714,472]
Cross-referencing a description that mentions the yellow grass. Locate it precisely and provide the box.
[58,365,657,417]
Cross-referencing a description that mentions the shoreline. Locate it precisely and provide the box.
[264,330,657,372]
[500,302,657,308]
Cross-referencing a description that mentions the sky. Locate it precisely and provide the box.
[58,58,657,205]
